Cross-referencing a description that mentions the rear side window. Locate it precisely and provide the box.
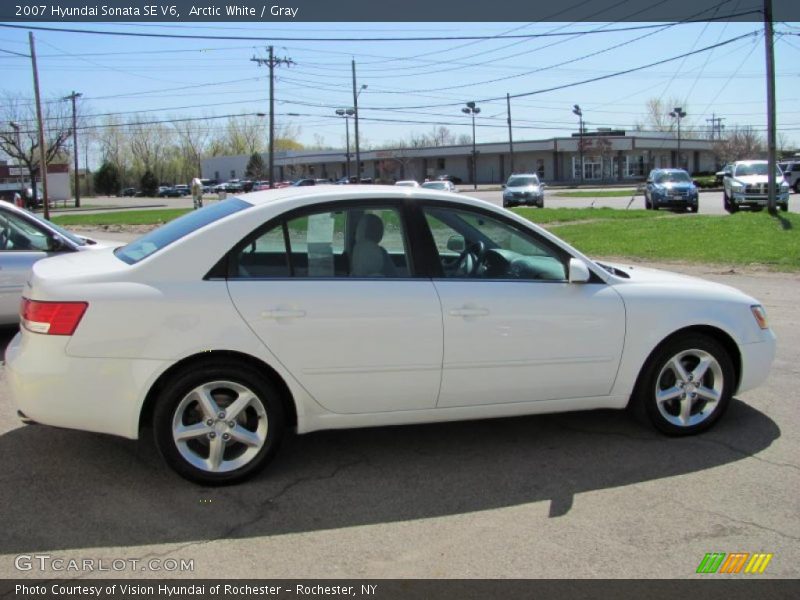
[115,198,251,265]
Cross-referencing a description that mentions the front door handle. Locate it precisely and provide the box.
[261,308,306,319]
[448,306,489,318]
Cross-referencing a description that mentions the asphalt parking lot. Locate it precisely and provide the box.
[0,256,797,580]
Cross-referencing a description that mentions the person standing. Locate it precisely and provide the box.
[191,177,203,210]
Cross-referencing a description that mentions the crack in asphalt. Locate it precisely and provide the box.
[65,454,367,581]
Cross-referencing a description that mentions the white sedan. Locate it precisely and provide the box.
[0,200,119,324]
[6,187,776,485]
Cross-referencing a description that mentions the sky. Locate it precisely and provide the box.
[1,18,799,166]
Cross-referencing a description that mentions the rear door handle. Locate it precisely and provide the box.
[448,306,489,318]
[261,308,306,319]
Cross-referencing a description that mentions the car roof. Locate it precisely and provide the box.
[233,184,469,208]
[651,168,688,173]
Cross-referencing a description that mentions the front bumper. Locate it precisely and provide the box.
[503,194,543,206]
[652,195,698,209]
[5,332,170,440]
[737,333,777,394]
[732,192,789,206]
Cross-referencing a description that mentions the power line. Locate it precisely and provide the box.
[0,14,762,42]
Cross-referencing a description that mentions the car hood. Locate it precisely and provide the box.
[733,175,768,185]
[74,236,125,250]
[599,261,755,301]
[654,182,694,191]
[506,185,541,192]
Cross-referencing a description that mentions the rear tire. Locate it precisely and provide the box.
[631,333,734,436]
[153,362,286,485]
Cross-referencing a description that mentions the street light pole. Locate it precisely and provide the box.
[764,0,777,215]
[572,105,583,186]
[506,93,514,176]
[462,101,480,191]
[670,107,687,169]
[336,108,355,179]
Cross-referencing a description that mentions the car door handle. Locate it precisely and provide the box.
[448,306,489,318]
[261,308,306,319]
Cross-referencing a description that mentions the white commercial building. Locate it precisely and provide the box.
[202,130,717,185]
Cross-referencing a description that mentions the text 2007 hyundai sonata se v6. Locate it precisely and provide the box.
[5,187,776,485]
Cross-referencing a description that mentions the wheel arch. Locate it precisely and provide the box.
[629,324,742,406]
[138,350,298,434]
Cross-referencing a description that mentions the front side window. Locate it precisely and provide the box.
[233,206,411,279]
[423,206,567,281]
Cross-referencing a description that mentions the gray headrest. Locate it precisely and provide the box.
[355,214,384,243]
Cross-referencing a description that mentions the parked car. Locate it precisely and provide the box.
[436,174,463,184]
[292,178,316,186]
[173,185,191,196]
[421,180,457,192]
[722,161,789,212]
[394,180,420,187]
[6,187,775,485]
[502,174,545,208]
[644,169,699,212]
[714,164,731,186]
[0,200,120,324]
[778,161,800,193]
[120,188,138,197]
[157,187,183,198]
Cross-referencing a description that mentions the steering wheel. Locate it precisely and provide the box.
[454,241,486,277]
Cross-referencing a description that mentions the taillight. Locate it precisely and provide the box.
[20,298,88,335]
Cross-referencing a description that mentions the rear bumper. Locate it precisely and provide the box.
[5,332,170,439]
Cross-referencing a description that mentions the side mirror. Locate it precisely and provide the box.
[446,235,466,253]
[540,182,546,188]
[48,235,67,252]
[645,179,652,184]
[501,184,506,189]
[568,258,591,283]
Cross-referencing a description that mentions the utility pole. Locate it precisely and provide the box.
[63,91,82,207]
[764,0,777,215]
[252,47,293,189]
[706,114,725,141]
[29,32,49,219]
[573,105,583,186]
[506,93,514,176]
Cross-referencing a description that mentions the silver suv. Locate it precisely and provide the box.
[502,174,545,208]
[722,161,789,213]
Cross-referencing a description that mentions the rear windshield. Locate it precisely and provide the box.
[114,198,252,265]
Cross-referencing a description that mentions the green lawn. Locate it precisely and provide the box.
[550,212,800,270]
[513,207,662,224]
[52,208,191,227]
[553,189,638,198]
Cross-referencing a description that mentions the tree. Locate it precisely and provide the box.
[0,92,73,202]
[713,126,765,164]
[140,169,158,196]
[245,152,265,179]
[94,161,121,195]
[638,97,689,132]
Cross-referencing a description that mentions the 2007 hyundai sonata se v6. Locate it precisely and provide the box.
[5,186,776,485]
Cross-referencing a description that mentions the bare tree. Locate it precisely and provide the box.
[425,126,456,147]
[713,126,765,164]
[0,92,72,200]
[223,114,267,155]
[638,97,689,132]
[173,116,210,179]
[128,116,169,182]
[95,115,130,177]
[456,134,472,146]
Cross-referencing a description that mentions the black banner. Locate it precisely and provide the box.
[0,0,796,23]
[2,580,800,600]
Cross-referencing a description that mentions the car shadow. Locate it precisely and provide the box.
[0,398,779,553]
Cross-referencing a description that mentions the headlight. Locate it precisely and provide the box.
[731,181,745,191]
[780,181,789,190]
[751,305,769,330]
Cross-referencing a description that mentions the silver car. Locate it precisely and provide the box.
[0,200,119,324]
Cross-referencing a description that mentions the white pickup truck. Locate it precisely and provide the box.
[722,160,789,213]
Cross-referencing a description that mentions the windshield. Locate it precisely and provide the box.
[26,209,87,246]
[422,181,448,190]
[734,163,782,178]
[114,198,251,265]
[654,171,691,184]
[507,176,540,187]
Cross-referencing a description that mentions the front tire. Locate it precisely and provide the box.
[153,363,286,485]
[632,334,734,436]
